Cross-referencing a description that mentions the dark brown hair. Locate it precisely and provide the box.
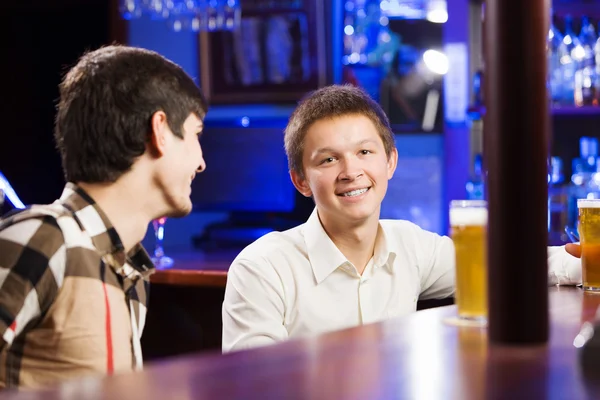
[55,45,208,183]
[284,84,395,177]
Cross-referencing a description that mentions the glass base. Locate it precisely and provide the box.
[444,315,487,328]
[152,256,174,270]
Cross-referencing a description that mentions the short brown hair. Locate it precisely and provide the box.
[284,84,395,177]
[55,45,208,184]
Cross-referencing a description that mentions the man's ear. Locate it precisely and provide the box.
[387,147,398,180]
[290,170,312,197]
[149,111,169,157]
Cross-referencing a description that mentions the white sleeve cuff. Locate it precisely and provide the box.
[547,245,582,286]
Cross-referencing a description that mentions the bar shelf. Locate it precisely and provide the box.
[553,0,600,18]
[466,105,600,121]
[551,106,600,116]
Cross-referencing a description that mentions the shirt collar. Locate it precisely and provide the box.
[58,183,154,277]
[303,208,396,284]
[374,224,396,274]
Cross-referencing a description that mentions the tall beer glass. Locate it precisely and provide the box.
[578,199,600,291]
[450,200,488,323]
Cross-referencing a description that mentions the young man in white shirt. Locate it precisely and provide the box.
[222,85,581,352]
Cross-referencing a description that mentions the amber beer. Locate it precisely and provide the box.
[450,200,488,321]
[578,199,600,291]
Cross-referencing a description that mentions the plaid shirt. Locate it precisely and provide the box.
[0,183,155,389]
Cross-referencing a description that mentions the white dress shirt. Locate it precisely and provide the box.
[222,209,581,352]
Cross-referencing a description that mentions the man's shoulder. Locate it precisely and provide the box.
[1,203,73,226]
[0,204,72,274]
[0,203,71,235]
[0,203,83,253]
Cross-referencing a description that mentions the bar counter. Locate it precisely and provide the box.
[148,250,234,287]
[1,286,599,399]
[140,250,235,358]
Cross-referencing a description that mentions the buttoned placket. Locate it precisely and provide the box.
[353,258,376,324]
[102,253,145,370]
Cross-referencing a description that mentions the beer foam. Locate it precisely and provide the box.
[449,207,488,226]
[578,199,600,208]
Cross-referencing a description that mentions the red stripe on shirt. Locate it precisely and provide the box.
[102,282,114,374]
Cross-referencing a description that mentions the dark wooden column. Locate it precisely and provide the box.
[484,0,550,344]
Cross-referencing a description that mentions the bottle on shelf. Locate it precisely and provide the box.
[560,16,582,106]
[594,21,600,105]
[548,18,564,106]
[575,17,597,107]
[546,14,600,110]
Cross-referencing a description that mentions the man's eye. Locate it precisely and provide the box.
[321,157,335,164]
[360,150,372,155]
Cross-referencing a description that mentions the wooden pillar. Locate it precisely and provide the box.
[484,0,549,344]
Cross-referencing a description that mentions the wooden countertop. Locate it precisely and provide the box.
[2,286,599,399]
[149,250,236,287]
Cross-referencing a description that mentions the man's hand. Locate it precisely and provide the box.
[566,243,582,258]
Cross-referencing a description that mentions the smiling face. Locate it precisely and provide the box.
[291,114,397,229]
[154,112,206,218]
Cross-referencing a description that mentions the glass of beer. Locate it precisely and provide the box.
[449,200,488,323]
[578,199,600,291]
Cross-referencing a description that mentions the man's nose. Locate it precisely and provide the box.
[196,157,206,173]
[339,159,363,181]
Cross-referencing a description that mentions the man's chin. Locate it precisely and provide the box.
[338,206,380,223]
[165,201,193,218]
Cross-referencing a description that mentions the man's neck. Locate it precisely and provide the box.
[319,213,380,276]
[77,178,154,253]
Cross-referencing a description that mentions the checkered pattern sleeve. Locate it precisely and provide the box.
[0,214,65,349]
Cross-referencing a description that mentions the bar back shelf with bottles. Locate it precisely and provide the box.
[548,3,600,113]
[547,1,600,245]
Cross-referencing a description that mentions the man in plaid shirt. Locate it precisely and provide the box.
[0,45,208,389]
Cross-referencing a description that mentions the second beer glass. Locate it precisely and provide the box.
[578,199,600,291]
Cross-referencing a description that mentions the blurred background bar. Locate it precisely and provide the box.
[3,0,600,251]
